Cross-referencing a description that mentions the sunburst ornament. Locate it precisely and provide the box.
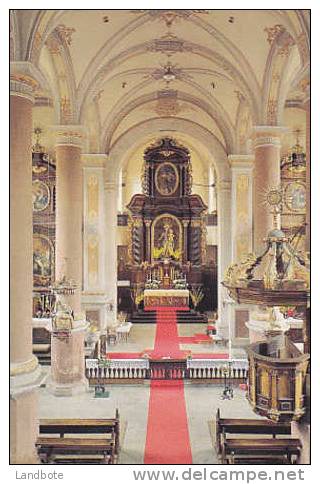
[261,186,284,230]
[263,186,283,209]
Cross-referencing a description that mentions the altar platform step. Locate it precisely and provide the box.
[131,310,208,324]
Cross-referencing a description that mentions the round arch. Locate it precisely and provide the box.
[107,117,230,183]
[106,117,232,335]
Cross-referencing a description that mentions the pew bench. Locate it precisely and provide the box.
[215,408,291,454]
[36,437,116,464]
[51,454,111,465]
[221,438,302,465]
[39,409,120,453]
[227,454,290,465]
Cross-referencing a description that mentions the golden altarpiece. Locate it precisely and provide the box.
[126,138,216,310]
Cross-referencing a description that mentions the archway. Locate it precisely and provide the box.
[105,117,232,335]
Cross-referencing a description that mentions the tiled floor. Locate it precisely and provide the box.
[106,323,246,358]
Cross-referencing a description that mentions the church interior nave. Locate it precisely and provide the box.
[10,8,310,465]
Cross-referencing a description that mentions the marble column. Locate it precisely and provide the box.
[10,72,44,463]
[252,127,286,253]
[50,126,88,395]
[217,179,232,339]
[104,177,118,327]
[54,126,84,313]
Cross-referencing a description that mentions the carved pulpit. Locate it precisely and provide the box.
[127,138,207,291]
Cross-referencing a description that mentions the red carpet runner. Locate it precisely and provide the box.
[144,308,192,464]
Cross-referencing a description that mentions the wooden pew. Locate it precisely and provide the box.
[215,408,291,454]
[36,436,116,464]
[221,438,302,464]
[39,409,120,453]
[227,455,290,465]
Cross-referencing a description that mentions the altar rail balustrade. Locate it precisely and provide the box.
[85,358,248,383]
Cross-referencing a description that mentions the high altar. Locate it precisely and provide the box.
[126,138,209,308]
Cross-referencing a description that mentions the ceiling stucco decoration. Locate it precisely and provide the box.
[147,61,193,85]
[130,10,209,28]
[55,24,76,46]
[147,32,192,56]
[264,24,295,57]
[153,90,184,117]
[11,9,309,161]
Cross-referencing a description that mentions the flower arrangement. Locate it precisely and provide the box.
[190,285,204,309]
[173,278,187,290]
[131,287,144,309]
[145,279,161,289]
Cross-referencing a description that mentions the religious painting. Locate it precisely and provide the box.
[155,162,179,196]
[33,234,54,286]
[284,182,306,212]
[152,214,182,261]
[32,180,50,212]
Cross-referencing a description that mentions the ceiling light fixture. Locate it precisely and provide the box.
[162,63,176,83]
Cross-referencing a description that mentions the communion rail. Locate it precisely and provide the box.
[85,358,248,383]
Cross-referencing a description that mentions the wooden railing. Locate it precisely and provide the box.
[85,358,248,383]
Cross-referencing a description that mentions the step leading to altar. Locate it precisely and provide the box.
[131,309,208,325]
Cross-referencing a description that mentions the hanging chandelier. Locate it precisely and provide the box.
[280,129,306,174]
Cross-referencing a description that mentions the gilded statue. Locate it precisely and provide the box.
[224,253,257,286]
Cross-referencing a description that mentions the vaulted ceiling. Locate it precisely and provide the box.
[11,9,310,156]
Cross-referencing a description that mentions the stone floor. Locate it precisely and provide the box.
[107,323,247,358]
[39,323,250,464]
[39,381,260,464]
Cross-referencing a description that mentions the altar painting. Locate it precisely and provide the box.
[152,215,182,262]
[33,234,54,286]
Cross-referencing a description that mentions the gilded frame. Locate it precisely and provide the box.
[155,162,179,196]
[151,213,182,263]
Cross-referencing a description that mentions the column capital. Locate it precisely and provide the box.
[82,153,108,168]
[10,61,48,103]
[51,125,86,149]
[252,126,288,149]
[228,154,254,170]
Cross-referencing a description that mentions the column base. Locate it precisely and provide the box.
[291,421,310,464]
[47,377,88,397]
